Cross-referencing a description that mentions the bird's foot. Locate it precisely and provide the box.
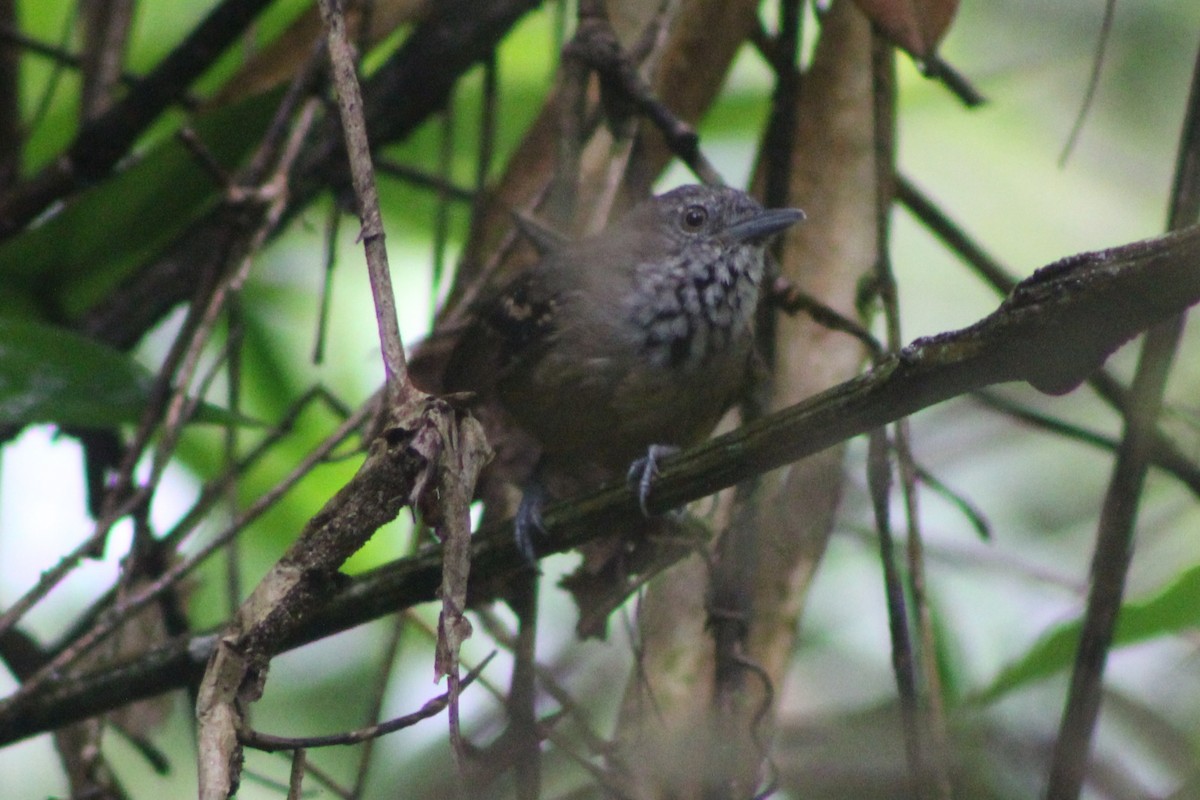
[514,484,548,569]
[627,444,680,516]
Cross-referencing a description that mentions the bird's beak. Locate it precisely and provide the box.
[723,207,805,244]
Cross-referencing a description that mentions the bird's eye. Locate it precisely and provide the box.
[682,205,708,230]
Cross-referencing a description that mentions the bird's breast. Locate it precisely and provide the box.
[627,248,763,371]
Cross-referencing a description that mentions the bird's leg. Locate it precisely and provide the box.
[627,444,681,516]
[515,478,548,567]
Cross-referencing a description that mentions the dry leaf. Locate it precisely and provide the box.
[850,0,959,58]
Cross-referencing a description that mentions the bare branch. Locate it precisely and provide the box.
[239,653,495,752]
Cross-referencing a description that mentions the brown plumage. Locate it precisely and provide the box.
[445,184,803,559]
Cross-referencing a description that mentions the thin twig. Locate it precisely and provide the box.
[919,54,986,108]
[292,758,353,800]
[770,276,884,358]
[733,650,778,800]
[313,200,342,364]
[19,8,76,143]
[0,9,21,191]
[911,462,991,541]
[350,613,407,797]
[973,390,1200,499]
[895,173,1017,293]
[470,52,498,292]
[137,97,320,524]
[1059,0,1117,166]
[567,13,722,186]
[870,29,950,799]
[240,653,495,751]
[0,21,136,90]
[223,299,245,614]
[867,428,921,795]
[505,575,541,800]
[317,0,410,405]
[473,607,611,755]
[374,158,475,202]
[761,0,803,211]
[161,386,357,550]
[411,611,638,800]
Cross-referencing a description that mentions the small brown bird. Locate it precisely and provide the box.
[446,184,804,559]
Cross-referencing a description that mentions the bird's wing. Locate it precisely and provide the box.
[443,266,565,397]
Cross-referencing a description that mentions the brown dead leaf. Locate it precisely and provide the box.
[850,0,959,58]
[424,402,491,685]
[409,397,490,771]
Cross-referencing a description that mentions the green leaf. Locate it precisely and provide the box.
[976,564,1200,703]
[0,317,255,429]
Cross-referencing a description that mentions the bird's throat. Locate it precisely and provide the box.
[629,247,764,370]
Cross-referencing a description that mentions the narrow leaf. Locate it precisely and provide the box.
[977,564,1200,703]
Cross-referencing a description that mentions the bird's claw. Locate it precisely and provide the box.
[627,444,680,516]
[514,485,547,569]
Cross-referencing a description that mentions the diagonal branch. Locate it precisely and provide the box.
[239,653,495,752]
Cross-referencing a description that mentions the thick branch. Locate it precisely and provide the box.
[3,223,1199,745]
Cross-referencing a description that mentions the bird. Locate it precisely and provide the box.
[444,184,804,561]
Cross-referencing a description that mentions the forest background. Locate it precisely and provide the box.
[0,0,1199,798]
